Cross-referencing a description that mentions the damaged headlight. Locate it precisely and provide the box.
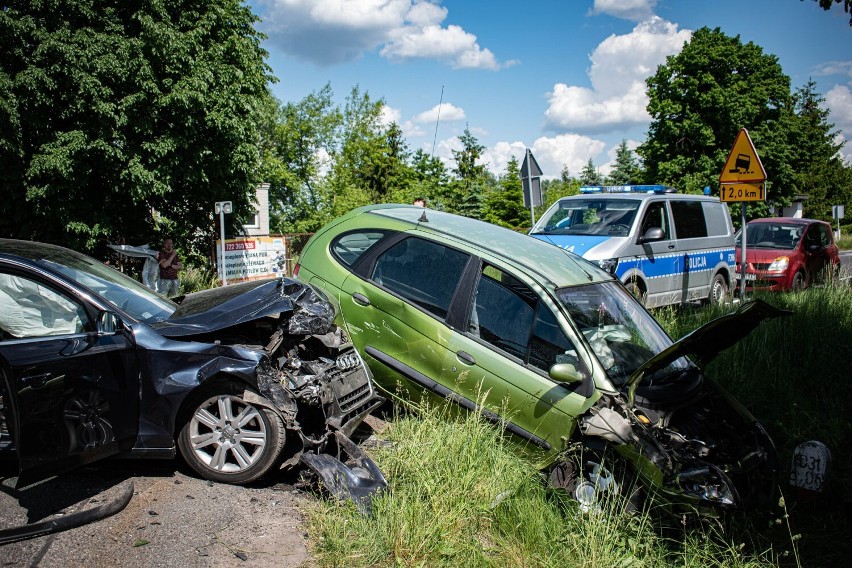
[675,465,737,507]
[597,258,619,274]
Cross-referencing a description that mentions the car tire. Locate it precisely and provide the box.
[791,270,806,291]
[707,272,728,305]
[625,278,646,305]
[549,449,643,514]
[177,383,286,485]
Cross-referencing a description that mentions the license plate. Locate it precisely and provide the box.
[737,273,757,281]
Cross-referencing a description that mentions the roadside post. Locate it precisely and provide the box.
[520,149,543,227]
[832,204,844,239]
[719,128,767,299]
[214,200,233,285]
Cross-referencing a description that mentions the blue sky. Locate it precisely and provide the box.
[250,0,852,178]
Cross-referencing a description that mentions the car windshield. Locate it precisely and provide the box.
[556,281,689,386]
[736,223,803,250]
[37,253,175,324]
[532,199,640,237]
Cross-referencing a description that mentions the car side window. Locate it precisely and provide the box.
[370,237,469,319]
[817,224,831,247]
[0,272,89,340]
[639,201,671,239]
[804,225,825,248]
[331,230,391,267]
[670,200,708,239]
[469,264,588,376]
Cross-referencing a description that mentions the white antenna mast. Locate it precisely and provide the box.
[430,85,444,157]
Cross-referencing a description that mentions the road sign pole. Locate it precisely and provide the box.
[740,203,747,299]
[528,150,536,228]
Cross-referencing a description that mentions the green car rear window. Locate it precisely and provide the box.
[331,230,392,267]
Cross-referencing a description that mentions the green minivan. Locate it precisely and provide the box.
[296,204,779,515]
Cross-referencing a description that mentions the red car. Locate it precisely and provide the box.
[735,217,840,291]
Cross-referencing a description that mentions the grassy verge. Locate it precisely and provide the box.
[307,405,781,567]
[655,285,852,566]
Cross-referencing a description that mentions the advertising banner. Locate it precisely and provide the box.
[215,237,287,283]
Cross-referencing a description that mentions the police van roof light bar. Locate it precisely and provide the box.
[579,185,677,194]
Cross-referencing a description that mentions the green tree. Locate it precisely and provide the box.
[606,140,641,185]
[393,148,451,208]
[579,159,602,185]
[450,126,489,217]
[790,81,850,219]
[262,84,342,233]
[0,0,272,252]
[483,156,527,228]
[639,27,793,209]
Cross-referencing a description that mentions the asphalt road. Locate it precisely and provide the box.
[0,458,315,568]
[840,250,852,275]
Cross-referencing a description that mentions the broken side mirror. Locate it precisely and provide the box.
[97,311,123,335]
[638,227,665,244]
[549,363,584,385]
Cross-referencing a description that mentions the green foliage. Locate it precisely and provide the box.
[640,28,793,201]
[263,83,342,233]
[0,0,273,253]
[580,158,603,185]
[482,156,528,228]
[607,140,642,185]
[307,404,782,567]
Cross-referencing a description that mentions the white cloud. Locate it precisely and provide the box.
[544,17,691,132]
[591,0,657,21]
[413,102,466,124]
[813,61,852,78]
[482,141,528,175]
[531,134,608,177]
[380,104,402,126]
[826,84,852,162]
[257,0,505,69]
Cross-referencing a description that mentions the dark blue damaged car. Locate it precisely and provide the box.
[0,239,385,491]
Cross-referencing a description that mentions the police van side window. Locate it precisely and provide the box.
[703,202,730,237]
[639,202,671,239]
[671,200,708,239]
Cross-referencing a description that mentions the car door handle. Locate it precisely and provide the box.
[667,244,676,250]
[456,351,476,366]
[21,372,51,389]
[352,293,371,306]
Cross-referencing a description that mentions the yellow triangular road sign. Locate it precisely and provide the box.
[719,128,766,184]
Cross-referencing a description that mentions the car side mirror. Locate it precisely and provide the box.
[638,227,665,244]
[549,363,584,385]
[97,311,123,335]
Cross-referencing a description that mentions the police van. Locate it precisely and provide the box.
[529,185,735,307]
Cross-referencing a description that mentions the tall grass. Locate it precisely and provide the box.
[656,285,852,567]
[306,405,779,567]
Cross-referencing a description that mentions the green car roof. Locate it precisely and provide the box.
[356,204,613,289]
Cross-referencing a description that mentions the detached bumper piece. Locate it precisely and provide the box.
[0,481,134,545]
[300,431,388,514]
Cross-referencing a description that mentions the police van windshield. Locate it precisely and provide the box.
[532,199,641,237]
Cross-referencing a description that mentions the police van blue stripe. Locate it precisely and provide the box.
[615,248,735,280]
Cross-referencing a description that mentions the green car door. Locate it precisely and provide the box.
[441,260,598,463]
[337,234,472,406]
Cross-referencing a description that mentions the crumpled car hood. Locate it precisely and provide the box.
[626,299,791,392]
[153,278,334,338]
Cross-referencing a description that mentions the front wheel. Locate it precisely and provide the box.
[177,383,286,484]
[625,278,646,305]
[791,270,806,291]
[707,272,728,305]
